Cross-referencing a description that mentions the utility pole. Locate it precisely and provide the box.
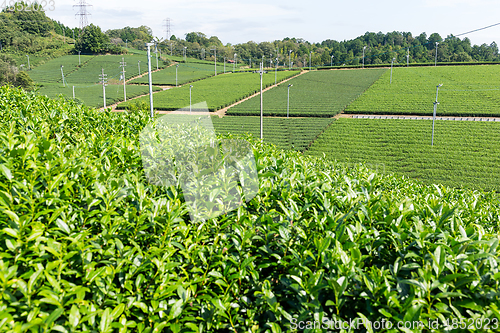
[201,48,205,61]
[120,57,127,102]
[155,44,159,70]
[211,47,217,76]
[390,57,395,84]
[287,84,293,118]
[125,39,128,48]
[289,50,292,69]
[26,55,30,70]
[189,85,193,113]
[331,55,334,67]
[176,64,179,86]
[60,65,66,87]
[146,42,155,118]
[183,47,187,61]
[99,68,108,109]
[362,46,366,68]
[138,60,141,75]
[435,42,439,66]
[275,57,278,85]
[431,84,443,146]
[233,53,237,72]
[407,48,409,67]
[258,62,265,140]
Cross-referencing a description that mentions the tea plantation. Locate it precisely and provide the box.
[129,63,236,86]
[227,69,386,117]
[117,71,298,112]
[307,118,500,191]
[29,54,168,108]
[1,85,500,332]
[345,65,500,116]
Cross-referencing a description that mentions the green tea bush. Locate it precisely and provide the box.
[0,85,499,332]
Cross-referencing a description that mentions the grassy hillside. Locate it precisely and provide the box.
[227,68,386,117]
[307,118,500,190]
[1,85,500,331]
[345,65,500,116]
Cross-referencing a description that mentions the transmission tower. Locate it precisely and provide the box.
[163,18,172,40]
[74,0,92,31]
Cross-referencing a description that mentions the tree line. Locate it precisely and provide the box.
[158,31,499,67]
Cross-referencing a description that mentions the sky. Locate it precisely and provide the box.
[46,0,500,46]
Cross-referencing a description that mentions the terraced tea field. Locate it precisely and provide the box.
[307,118,500,190]
[227,68,386,117]
[36,83,162,108]
[129,62,229,86]
[29,54,168,107]
[345,65,500,116]
[117,71,298,111]
[28,55,96,83]
[211,116,333,151]
[64,54,168,84]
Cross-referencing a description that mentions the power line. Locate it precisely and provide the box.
[455,22,500,38]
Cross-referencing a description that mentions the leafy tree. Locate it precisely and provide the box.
[0,54,33,90]
[9,2,53,36]
[75,24,111,54]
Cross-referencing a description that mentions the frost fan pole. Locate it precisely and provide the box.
[99,68,108,109]
[431,84,443,146]
[146,42,155,119]
[120,57,127,102]
[257,62,266,140]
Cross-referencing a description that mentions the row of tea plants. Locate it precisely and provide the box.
[0,85,499,332]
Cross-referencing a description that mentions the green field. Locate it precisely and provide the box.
[211,116,333,151]
[227,69,386,117]
[307,118,500,190]
[28,55,96,83]
[64,54,168,84]
[118,71,298,111]
[36,83,162,108]
[28,54,167,108]
[345,65,500,116]
[129,62,229,86]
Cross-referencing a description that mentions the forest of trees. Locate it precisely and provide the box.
[160,31,500,67]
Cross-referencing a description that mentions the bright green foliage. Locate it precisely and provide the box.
[74,24,117,54]
[36,83,162,108]
[1,85,500,331]
[345,65,500,116]
[227,69,386,117]
[118,71,298,111]
[29,55,96,83]
[129,63,232,86]
[308,118,500,191]
[211,116,333,151]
